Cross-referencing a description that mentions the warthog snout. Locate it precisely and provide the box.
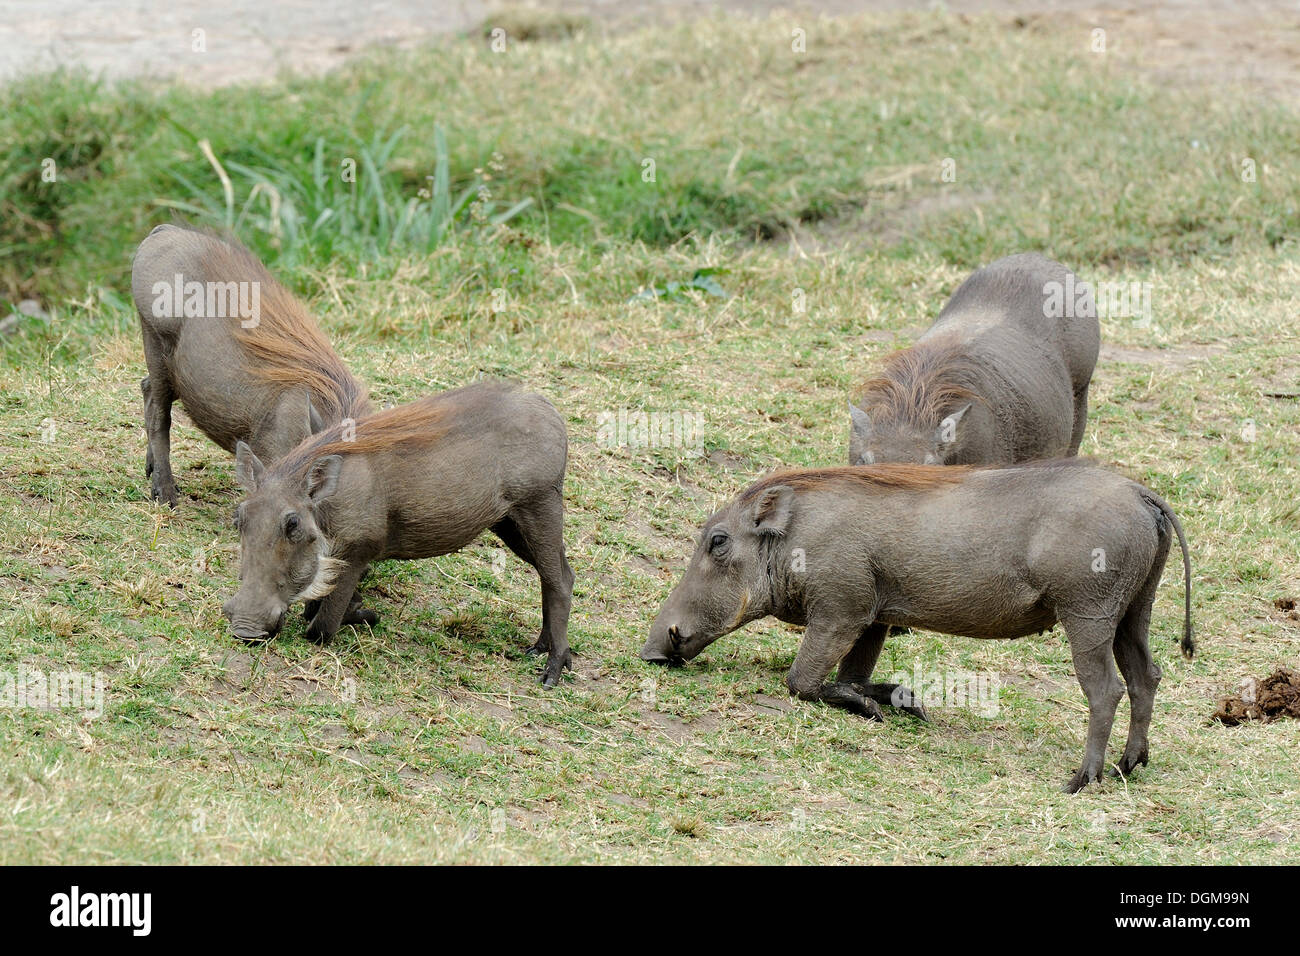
[640,623,687,666]
[221,596,286,643]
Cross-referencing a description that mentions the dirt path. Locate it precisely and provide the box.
[2,1,1297,98]
[0,0,488,86]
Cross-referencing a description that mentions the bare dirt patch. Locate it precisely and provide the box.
[747,693,794,714]
[706,449,750,472]
[1099,343,1227,369]
[770,190,997,257]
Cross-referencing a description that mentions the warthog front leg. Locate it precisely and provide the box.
[304,564,378,628]
[787,618,884,720]
[837,622,928,720]
[304,561,369,645]
[304,592,379,628]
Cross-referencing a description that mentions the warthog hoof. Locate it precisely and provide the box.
[539,649,572,689]
[524,635,549,657]
[845,693,885,721]
[1062,767,1102,794]
[342,606,379,628]
[150,479,178,509]
[1111,748,1150,778]
[304,601,379,629]
[849,681,929,721]
[304,618,335,644]
[814,682,885,720]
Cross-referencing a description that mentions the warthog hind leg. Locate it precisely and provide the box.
[1110,554,1167,779]
[139,343,179,507]
[495,493,575,689]
[1060,611,1124,793]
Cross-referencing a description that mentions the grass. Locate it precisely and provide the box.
[3,12,1297,301]
[1,10,1299,863]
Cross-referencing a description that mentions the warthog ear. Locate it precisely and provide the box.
[272,387,317,443]
[848,403,873,437]
[752,485,795,536]
[307,398,325,435]
[234,441,265,492]
[934,402,971,446]
[305,455,343,503]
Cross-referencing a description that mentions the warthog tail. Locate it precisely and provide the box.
[1144,491,1194,658]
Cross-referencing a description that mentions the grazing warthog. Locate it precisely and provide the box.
[222,382,575,687]
[849,254,1100,466]
[132,223,371,506]
[642,461,1193,792]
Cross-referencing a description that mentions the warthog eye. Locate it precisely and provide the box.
[282,512,300,539]
[708,531,729,556]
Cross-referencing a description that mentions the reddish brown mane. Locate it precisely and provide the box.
[200,235,370,422]
[853,334,981,426]
[740,464,973,502]
[277,396,455,476]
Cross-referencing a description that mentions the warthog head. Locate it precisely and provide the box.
[641,484,795,665]
[221,442,346,642]
[848,402,970,465]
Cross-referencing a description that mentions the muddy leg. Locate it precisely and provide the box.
[1060,613,1124,793]
[140,336,178,506]
[304,562,368,645]
[837,622,927,720]
[1069,382,1090,455]
[1111,570,1164,779]
[787,618,884,720]
[502,492,574,688]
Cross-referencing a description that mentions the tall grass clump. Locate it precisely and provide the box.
[160,124,534,267]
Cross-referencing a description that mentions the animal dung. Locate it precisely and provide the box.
[1211,668,1300,725]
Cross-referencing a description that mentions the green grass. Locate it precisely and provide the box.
[1,10,1299,863]
[3,12,1297,303]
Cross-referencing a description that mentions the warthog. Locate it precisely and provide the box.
[132,223,371,506]
[222,381,575,687]
[849,254,1100,466]
[642,461,1193,792]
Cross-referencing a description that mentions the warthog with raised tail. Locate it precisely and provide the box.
[132,224,371,506]
[222,381,575,687]
[641,460,1192,792]
[849,254,1100,466]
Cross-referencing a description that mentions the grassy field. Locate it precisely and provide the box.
[2,10,1299,863]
